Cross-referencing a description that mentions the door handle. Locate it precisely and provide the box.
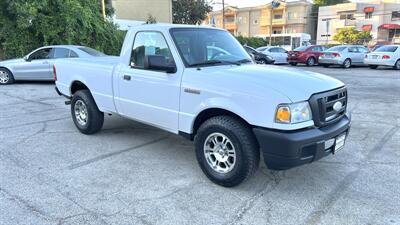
[42,61,49,64]
[123,75,131,81]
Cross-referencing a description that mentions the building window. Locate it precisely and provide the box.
[392,11,400,21]
[365,12,372,19]
[274,14,283,20]
[340,14,354,20]
[287,12,293,20]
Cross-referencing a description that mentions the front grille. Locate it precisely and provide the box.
[309,87,347,127]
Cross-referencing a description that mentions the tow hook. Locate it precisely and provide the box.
[65,100,71,105]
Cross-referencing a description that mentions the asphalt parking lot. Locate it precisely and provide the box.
[0,65,399,225]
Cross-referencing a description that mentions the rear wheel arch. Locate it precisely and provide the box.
[70,81,89,95]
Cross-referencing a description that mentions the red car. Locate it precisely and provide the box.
[288,45,327,66]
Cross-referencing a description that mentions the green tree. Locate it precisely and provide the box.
[172,0,212,24]
[333,27,372,44]
[0,0,125,59]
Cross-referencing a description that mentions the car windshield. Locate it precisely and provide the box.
[79,47,106,57]
[374,46,398,52]
[170,28,252,67]
[326,46,346,52]
[294,46,308,51]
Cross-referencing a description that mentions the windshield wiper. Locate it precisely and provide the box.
[235,59,253,64]
[189,60,241,67]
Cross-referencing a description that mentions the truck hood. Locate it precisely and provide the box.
[201,64,344,102]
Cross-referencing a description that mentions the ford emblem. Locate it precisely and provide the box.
[333,101,343,112]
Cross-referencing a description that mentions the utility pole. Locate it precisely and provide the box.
[269,0,281,46]
[101,0,106,20]
[222,0,225,29]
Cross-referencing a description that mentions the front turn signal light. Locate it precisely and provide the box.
[275,106,291,123]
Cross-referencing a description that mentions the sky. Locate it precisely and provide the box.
[209,0,373,10]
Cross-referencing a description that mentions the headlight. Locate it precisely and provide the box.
[275,101,312,124]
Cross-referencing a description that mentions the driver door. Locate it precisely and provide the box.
[117,31,181,132]
[13,48,53,80]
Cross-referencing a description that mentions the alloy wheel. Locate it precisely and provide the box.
[203,132,236,174]
[0,70,10,84]
[74,100,88,126]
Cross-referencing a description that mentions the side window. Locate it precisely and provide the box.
[313,46,322,52]
[278,48,287,53]
[269,48,278,53]
[69,50,79,58]
[348,47,358,53]
[357,47,368,53]
[130,31,174,69]
[29,48,52,60]
[53,48,70,59]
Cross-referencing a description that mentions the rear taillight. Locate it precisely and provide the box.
[382,55,390,59]
[53,65,57,81]
[332,53,341,58]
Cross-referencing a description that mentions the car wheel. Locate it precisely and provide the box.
[289,62,297,66]
[342,59,351,69]
[194,116,260,187]
[306,57,315,66]
[259,59,267,64]
[369,65,378,69]
[394,60,400,70]
[71,90,104,134]
[0,68,15,85]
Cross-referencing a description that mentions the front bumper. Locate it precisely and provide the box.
[253,114,351,170]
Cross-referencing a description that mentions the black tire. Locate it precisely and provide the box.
[289,62,297,66]
[0,68,15,85]
[194,116,260,187]
[394,60,400,70]
[306,57,315,66]
[322,64,330,68]
[342,58,351,69]
[71,90,104,134]
[259,59,267,64]
[369,65,378,69]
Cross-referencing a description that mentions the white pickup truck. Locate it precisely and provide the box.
[55,24,351,187]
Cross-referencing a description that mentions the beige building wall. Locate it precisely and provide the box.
[316,0,400,45]
[205,0,315,38]
[111,0,172,23]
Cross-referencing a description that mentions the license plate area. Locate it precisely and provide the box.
[333,133,346,154]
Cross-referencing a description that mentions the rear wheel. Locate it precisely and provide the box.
[289,62,297,66]
[0,68,14,85]
[71,90,104,134]
[259,59,267,64]
[306,57,315,66]
[369,65,378,69]
[194,116,260,187]
[342,58,351,69]
[394,60,400,70]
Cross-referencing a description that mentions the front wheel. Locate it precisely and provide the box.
[306,57,315,66]
[0,68,15,85]
[71,90,104,134]
[394,60,400,70]
[194,116,260,187]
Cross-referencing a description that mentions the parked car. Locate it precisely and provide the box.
[243,46,275,64]
[319,45,369,69]
[364,45,400,70]
[0,45,109,85]
[256,46,288,64]
[288,45,327,66]
[54,24,351,187]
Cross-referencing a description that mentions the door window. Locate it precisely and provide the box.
[357,47,368,53]
[53,48,71,58]
[130,31,174,69]
[29,48,52,60]
[69,50,79,58]
[348,47,358,53]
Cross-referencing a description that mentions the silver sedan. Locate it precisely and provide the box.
[0,45,107,84]
[319,45,369,69]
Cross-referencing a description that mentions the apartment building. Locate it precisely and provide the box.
[111,0,173,23]
[317,0,400,44]
[205,0,315,38]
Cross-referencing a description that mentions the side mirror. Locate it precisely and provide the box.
[144,55,176,73]
[24,56,31,62]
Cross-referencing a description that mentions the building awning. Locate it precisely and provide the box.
[378,24,400,29]
[362,24,372,31]
[364,7,374,13]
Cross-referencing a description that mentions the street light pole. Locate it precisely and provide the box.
[101,0,106,20]
[222,0,225,29]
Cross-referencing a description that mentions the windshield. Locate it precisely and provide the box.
[170,28,252,67]
[294,46,308,51]
[374,46,398,52]
[327,46,346,52]
[79,47,106,57]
